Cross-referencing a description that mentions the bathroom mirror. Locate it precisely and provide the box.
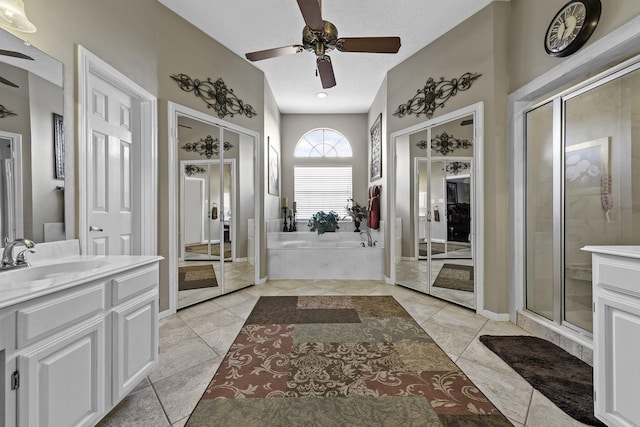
[172,107,257,310]
[392,104,482,310]
[0,28,65,245]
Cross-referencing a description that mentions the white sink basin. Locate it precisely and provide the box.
[1,259,110,283]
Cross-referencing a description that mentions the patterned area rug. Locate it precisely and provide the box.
[480,335,605,427]
[178,265,218,291]
[186,295,510,426]
[432,264,474,292]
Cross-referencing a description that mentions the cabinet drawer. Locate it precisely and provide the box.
[111,266,158,305]
[597,261,640,296]
[16,284,105,348]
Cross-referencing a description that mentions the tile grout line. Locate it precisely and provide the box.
[147,375,174,427]
[523,387,535,427]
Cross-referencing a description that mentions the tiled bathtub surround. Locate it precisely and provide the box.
[267,221,385,280]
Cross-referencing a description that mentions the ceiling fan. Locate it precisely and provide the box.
[245,0,401,89]
[0,48,33,88]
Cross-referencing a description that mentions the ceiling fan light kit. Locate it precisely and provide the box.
[0,0,36,33]
[245,0,401,89]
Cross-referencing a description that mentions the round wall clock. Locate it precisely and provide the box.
[544,0,601,57]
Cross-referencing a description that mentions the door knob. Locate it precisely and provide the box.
[89,226,104,232]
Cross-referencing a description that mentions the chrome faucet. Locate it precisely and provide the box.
[360,229,373,247]
[1,238,36,270]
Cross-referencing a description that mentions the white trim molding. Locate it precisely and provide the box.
[167,101,261,315]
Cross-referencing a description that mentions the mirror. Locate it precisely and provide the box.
[176,114,256,309]
[0,28,64,244]
[393,109,478,309]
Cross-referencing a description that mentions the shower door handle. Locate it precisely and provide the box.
[89,226,104,232]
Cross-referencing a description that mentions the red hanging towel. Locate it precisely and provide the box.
[367,185,380,230]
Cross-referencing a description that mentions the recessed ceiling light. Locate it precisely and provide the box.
[316,92,328,98]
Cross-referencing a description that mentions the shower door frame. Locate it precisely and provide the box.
[520,54,640,335]
[509,16,640,328]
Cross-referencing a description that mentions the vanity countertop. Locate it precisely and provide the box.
[0,255,162,309]
[582,245,640,259]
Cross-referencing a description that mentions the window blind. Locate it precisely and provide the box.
[294,166,352,219]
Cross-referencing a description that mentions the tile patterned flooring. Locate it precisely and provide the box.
[97,280,591,427]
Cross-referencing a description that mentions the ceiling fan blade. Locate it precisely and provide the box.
[297,0,323,31]
[337,37,401,53]
[245,45,304,62]
[316,56,336,89]
[0,49,34,60]
[0,75,19,88]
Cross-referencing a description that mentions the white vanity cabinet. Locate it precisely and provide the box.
[583,246,640,427]
[0,257,160,427]
[110,267,158,403]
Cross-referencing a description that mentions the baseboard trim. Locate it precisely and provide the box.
[159,308,173,319]
[478,309,510,321]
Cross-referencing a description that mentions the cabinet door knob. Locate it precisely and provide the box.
[89,226,104,232]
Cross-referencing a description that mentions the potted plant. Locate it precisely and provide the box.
[345,198,368,232]
[308,210,340,235]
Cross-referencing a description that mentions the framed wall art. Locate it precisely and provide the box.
[370,113,382,181]
[268,139,280,196]
[53,113,64,180]
[565,137,609,195]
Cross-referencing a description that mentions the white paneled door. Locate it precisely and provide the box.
[79,46,157,258]
[87,77,134,255]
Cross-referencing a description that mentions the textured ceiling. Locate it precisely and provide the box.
[159,0,496,114]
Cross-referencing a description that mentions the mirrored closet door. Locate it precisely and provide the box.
[174,113,256,310]
[393,105,481,309]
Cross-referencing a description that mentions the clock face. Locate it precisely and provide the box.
[544,0,601,57]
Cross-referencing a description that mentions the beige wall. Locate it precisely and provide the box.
[280,113,369,216]
[156,5,265,308]
[385,2,511,313]
[8,1,266,311]
[368,77,389,272]
[508,0,640,91]
[263,80,281,277]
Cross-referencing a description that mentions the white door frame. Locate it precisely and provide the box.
[168,101,260,315]
[77,46,157,255]
[390,102,485,313]
[0,131,23,242]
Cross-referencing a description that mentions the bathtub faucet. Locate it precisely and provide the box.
[1,238,36,270]
[360,229,373,247]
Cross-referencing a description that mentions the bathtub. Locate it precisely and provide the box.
[267,221,385,280]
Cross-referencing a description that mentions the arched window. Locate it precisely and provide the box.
[294,128,352,157]
[293,128,353,219]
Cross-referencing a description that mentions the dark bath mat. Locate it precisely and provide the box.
[479,335,605,427]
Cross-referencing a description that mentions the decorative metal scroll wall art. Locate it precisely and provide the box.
[445,161,470,176]
[0,104,17,118]
[170,73,257,119]
[417,132,472,156]
[393,72,481,119]
[184,164,207,177]
[182,135,233,159]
